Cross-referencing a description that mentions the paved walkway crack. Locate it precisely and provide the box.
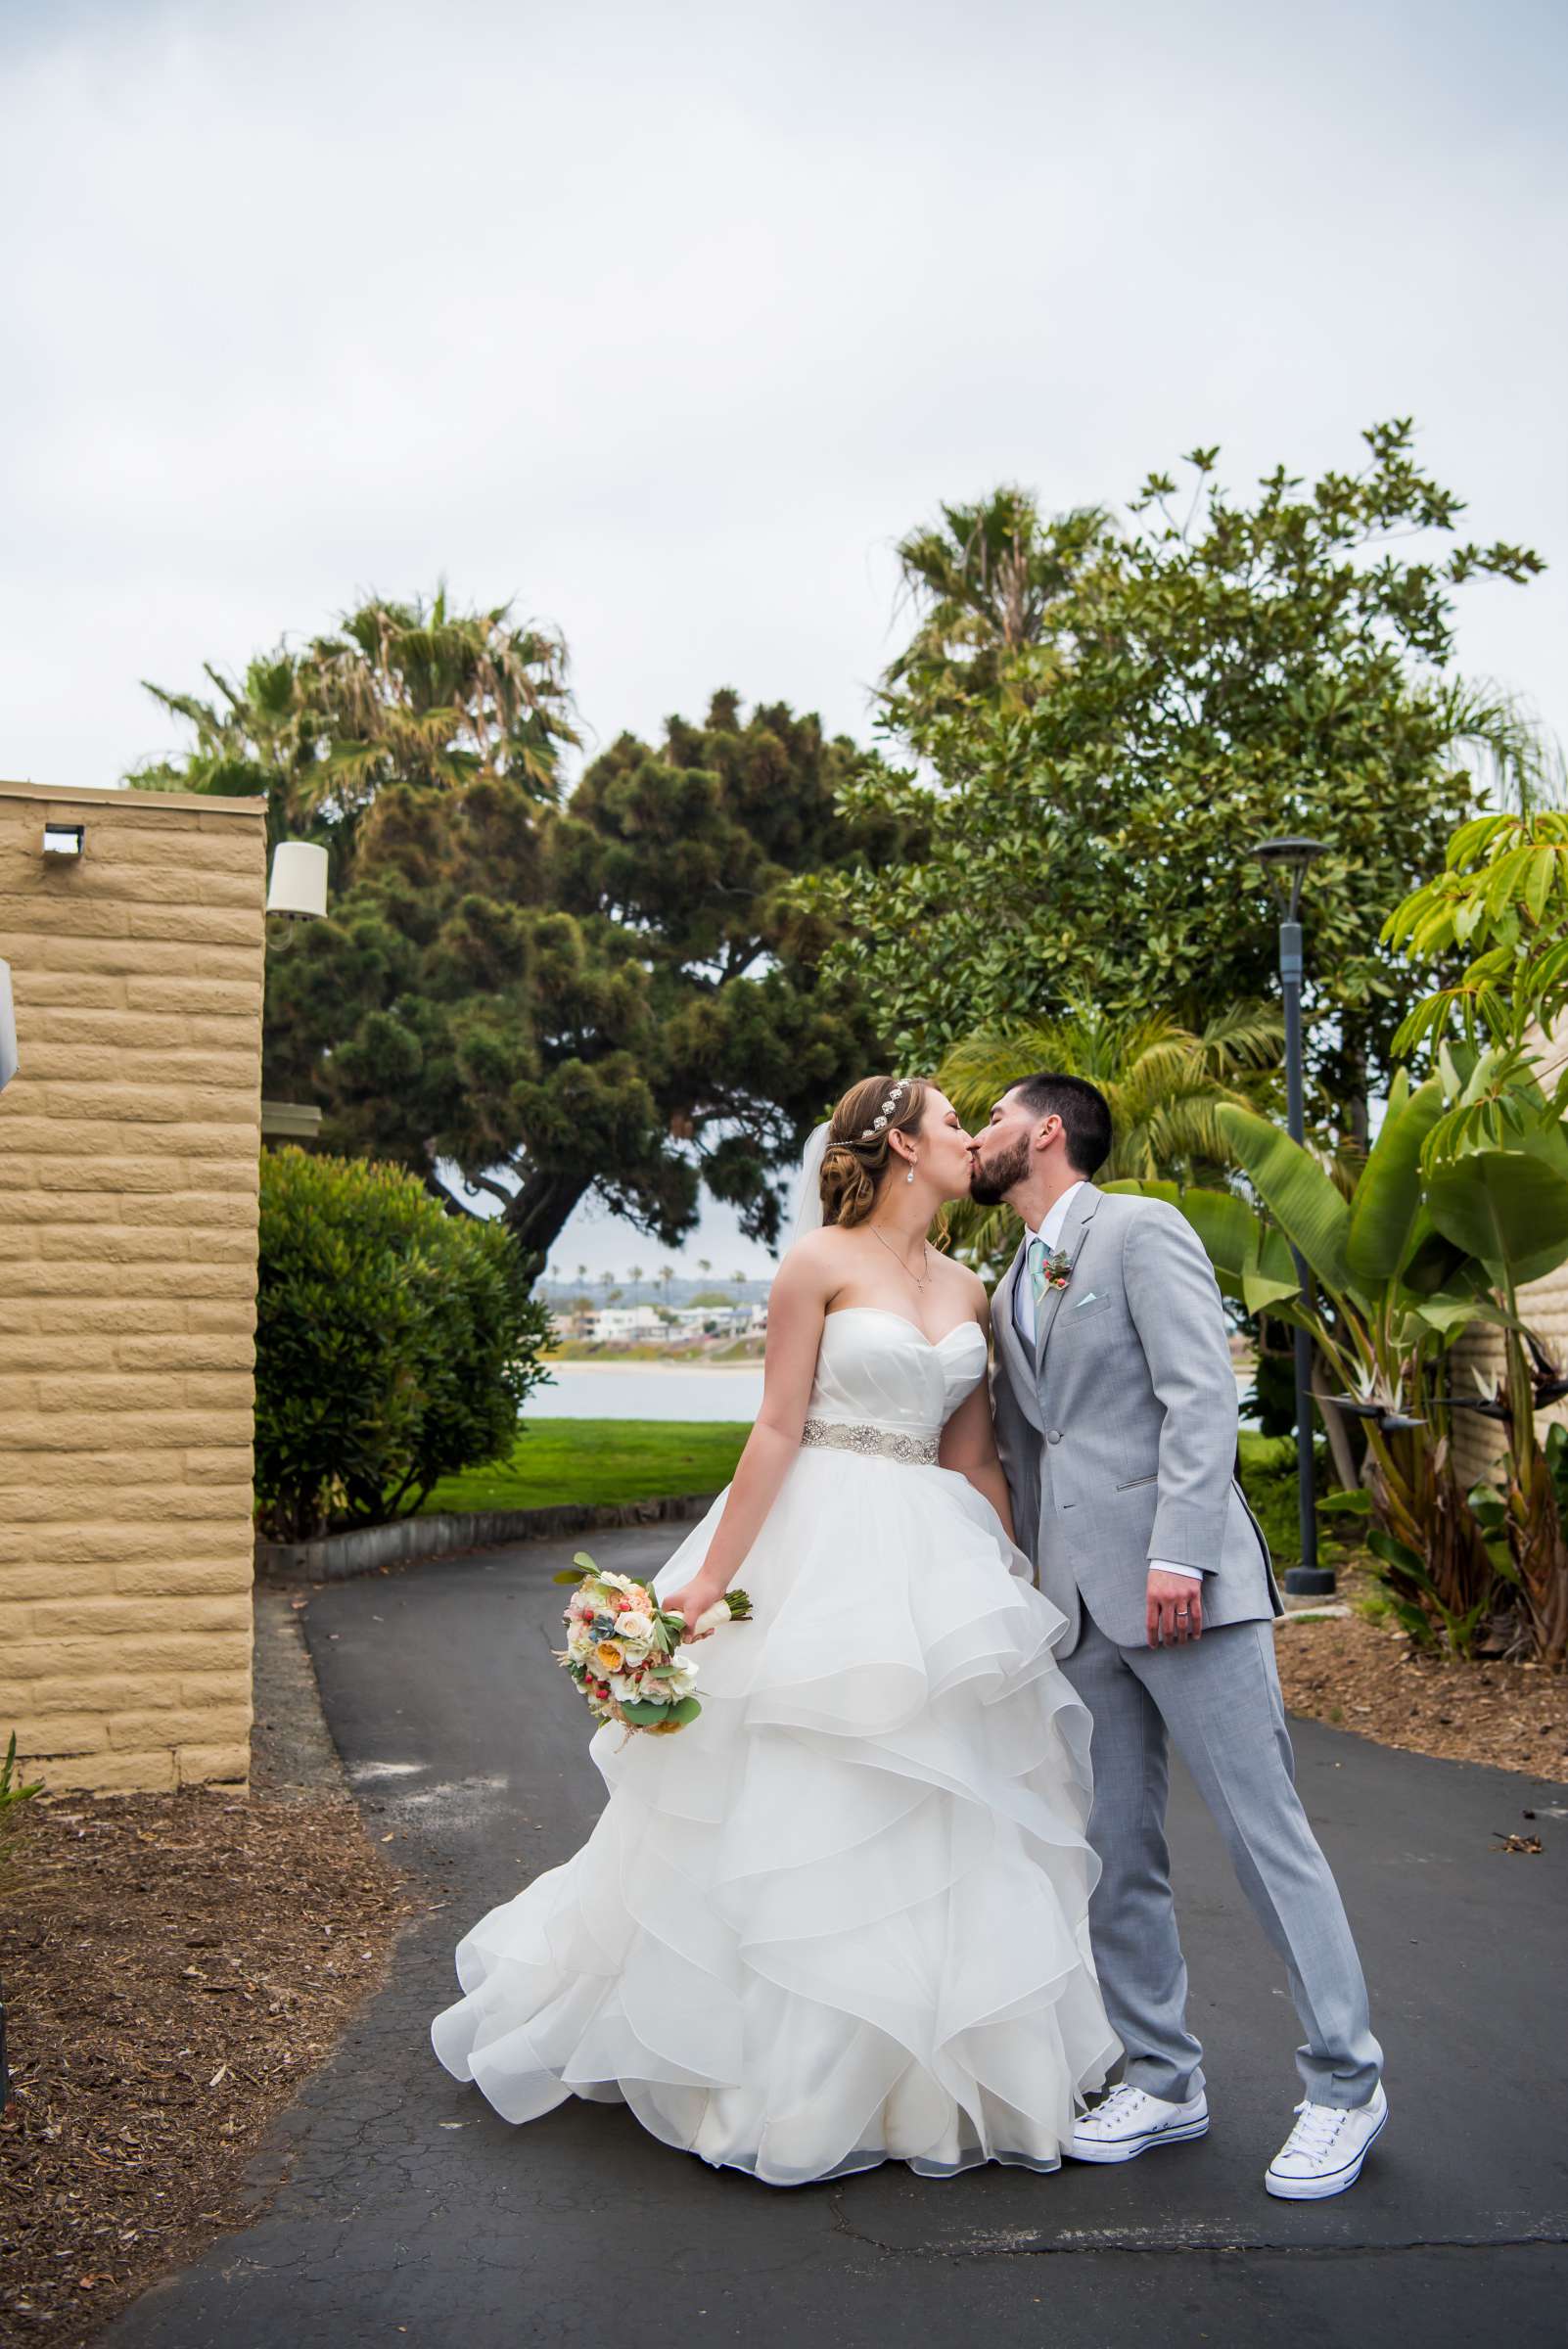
[825,2196,1568,2262]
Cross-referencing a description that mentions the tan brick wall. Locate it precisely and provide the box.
[1449,1018,1568,1492]
[0,780,266,1792]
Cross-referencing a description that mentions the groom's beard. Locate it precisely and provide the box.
[968,1133,1032,1207]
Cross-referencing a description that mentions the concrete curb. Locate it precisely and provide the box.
[254,1493,719,1584]
[249,1581,353,1799]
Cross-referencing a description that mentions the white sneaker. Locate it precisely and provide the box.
[1265,2082,1388,2200]
[1068,2081,1209,2163]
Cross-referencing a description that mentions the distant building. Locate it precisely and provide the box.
[589,1306,668,1342]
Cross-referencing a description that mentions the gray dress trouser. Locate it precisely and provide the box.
[1060,1610,1384,2110]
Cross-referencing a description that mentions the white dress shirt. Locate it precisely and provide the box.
[1011,1183,1203,1587]
[1011,1181,1085,1350]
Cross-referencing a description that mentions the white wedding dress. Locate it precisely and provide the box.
[430,1306,1121,2186]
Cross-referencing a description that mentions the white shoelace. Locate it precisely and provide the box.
[1278,2099,1350,2162]
[1089,2084,1150,2125]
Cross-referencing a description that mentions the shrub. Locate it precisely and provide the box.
[255,1149,551,1540]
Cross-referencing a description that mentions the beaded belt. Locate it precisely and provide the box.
[800,1416,940,1467]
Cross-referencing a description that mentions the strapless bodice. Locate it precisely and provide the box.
[807,1308,988,1442]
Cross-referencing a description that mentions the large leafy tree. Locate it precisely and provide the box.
[258,687,897,1265]
[814,424,1544,1143]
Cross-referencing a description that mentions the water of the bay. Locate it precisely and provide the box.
[528,1362,1257,1427]
[528,1363,765,1420]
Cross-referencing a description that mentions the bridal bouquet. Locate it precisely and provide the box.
[552,1555,753,1736]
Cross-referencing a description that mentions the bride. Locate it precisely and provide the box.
[431,1073,1121,2186]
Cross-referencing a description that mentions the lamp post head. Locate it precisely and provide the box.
[1252,835,1330,921]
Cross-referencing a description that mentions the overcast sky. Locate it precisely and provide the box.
[4,0,1565,1275]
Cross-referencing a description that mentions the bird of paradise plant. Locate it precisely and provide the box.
[1381,806,1568,1662]
[1111,1071,1568,1654]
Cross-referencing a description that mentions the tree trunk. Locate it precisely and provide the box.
[503,1166,591,1276]
[427,1162,589,1281]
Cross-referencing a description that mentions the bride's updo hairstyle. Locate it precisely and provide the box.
[818,1074,930,1228]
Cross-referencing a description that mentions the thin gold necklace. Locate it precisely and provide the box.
[869,1223,931,1292]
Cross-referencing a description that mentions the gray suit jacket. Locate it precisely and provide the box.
[990,1183,1281,1654]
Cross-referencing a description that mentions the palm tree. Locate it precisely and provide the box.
[697,1258,712,1282]
[658,1264,676,1318]
[1426,678,1568,817]
[627,1265,644,1305]
[939,1002,1284,1270]
[884,488,1112,729]
[126,586,578,870]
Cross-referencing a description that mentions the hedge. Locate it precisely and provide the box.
[254,1148,550,1540]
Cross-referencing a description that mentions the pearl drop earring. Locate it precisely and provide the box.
[905,1159,916,1184]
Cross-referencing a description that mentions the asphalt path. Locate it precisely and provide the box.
[103,1531,1568,2349]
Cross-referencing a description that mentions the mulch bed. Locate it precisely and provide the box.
[0,1784,430,2349]
[1276,1604,1568,1782]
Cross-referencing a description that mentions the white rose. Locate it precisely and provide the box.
[617,1612,655,1647]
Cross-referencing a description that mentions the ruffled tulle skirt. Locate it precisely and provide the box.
[430,1449,1121,2187]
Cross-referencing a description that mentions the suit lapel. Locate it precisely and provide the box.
[1033,1183,1103,1384]
[992,1238,1044,1433]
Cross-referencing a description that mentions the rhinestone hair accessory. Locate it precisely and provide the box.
[858,1079,909,1141]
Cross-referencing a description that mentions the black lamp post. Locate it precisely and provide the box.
[1253,837,1336,1598]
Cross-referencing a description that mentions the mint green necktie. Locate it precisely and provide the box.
[1028,1235,1049,1303]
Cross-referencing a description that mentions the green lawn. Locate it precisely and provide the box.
[422,1417,1346,1563]
[421,1418,751,1515]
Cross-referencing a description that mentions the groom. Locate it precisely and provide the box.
[973,1072,1387,2200]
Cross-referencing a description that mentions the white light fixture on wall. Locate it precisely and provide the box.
[42,822,85,857]
[260,840,331,1143]
[0,957,17,1092]
[266,840,329,921]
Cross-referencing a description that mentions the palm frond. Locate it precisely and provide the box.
[1429,678,1567,815]
[937,999,1284,1266]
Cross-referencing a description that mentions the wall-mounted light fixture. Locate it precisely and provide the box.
[0,956,17,1093]
[42,822,85,857]
[266,840,328,922]
[260,842,331,1145]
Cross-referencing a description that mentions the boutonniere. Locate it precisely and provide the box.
[1043,1248,1073,1291]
